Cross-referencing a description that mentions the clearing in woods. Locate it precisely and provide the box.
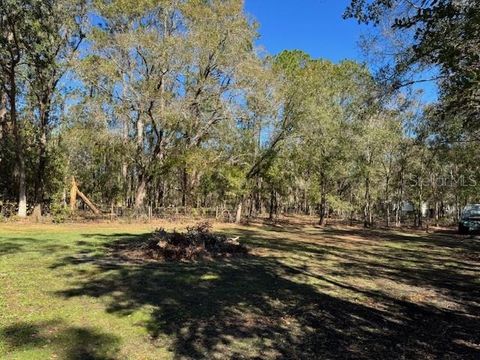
[0,218,479,359]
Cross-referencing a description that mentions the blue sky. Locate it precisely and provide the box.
[245,0,438,102]
[245,0,362,63]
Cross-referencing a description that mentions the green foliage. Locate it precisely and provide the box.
[345,0,480,135]
[0,0,476,226]
[50,202,70,223]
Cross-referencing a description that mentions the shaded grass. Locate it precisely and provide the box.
[1,221,479,359]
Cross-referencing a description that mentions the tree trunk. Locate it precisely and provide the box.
[134,115,145,210]
[235,197,243,224]
[32,136,46,216]
[304,190,308,215]
[386,206,390,228]
[254,177,262,216]
[0,92,6,140]
[158,181,165,208]
[0,92,6,177]
[418,204,423,228]
[319,192,326,226]
[395,206,400,228]
[135,175,147,210]
[121,133,129,207]
[33,97,50,217]
[8,70,27,217]
[269,189,275,220]
[274,191,279,218]
[363,175,371,228]
[395,166,404,227]
[121,79,130,207]
[17,158,27,217]
[385,175,390,227]
[318,170,327,226]
[455,195,460,221]
[248,194,254,217]
[70,177,77,211]
[417,175,423,228]
[182,166,188,207]
[122,162,128,206]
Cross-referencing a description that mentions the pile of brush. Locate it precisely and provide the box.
[131,222,247,261]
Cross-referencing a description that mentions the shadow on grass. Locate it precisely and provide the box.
[236,226,480,314]
[0,237,69,256]
[1,319,120,360]
[49,228,480,359]
[321,228,480,310]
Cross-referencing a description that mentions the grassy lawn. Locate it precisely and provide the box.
[1,220,479,359]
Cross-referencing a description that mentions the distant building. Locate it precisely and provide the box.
[396,201,428,217]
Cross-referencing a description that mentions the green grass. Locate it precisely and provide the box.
[1,221,479,359]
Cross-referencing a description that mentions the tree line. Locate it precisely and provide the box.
[0,0,478,226]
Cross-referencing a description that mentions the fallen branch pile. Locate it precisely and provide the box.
[114,222,248,261]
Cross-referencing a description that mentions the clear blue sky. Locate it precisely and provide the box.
[245,0,362,63]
